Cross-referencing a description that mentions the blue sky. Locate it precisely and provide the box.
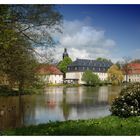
[38,5,140,62]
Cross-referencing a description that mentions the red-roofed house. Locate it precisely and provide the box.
[36,65,63,84]
[124,63,140,82]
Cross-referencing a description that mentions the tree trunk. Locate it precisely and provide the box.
[19,80,24,95]
[126,74,128,83]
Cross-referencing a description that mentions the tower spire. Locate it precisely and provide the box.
[63,48,69,59]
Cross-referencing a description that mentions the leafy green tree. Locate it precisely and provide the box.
[0,36,38,93]
[82,70,100,86]
[115,61,122,69]
[107,65,124,85]
[0,5,62,93]
[58,57,72,77]
[0,5,62,46]
[96,57,112,63]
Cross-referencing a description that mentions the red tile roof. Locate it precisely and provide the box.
[127,63,140,74]
[36,64,63,75]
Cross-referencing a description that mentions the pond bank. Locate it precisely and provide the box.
[0,85,44,96]
[2,115,140,135]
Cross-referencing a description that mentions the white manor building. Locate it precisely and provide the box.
[62,48,113,84]
[65,58,113,84]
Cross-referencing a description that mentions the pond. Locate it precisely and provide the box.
[0,86,121,130]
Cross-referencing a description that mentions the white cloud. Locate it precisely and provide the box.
[36,19,117,62]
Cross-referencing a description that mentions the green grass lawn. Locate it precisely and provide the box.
[2,115,140,136]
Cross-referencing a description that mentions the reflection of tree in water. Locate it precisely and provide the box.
[60,87,71,121]
[108,86,121,104]
[81,87,101,105]
[21,95,36,125]
[0,95,37,130]
[0,96,23,130]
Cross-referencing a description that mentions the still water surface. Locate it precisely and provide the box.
[0,86,121,130]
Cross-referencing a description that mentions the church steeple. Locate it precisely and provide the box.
[63,48,69,59]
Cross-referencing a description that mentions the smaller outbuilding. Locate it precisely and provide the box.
[36,64,63,84]
[124,63,140,82]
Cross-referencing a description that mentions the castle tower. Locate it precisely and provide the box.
[63,48,69,59]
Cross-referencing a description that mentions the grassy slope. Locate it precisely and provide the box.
[2,116,140,136]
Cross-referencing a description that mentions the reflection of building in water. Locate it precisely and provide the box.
[59,87,84,120]
[97,86,121,104]
[45,87,63,94]
[59,86,111,120]
[45,87,63,105]
[47,100,56,109]
[97,86,109,103]
[65,87,84,104]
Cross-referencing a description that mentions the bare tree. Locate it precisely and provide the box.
[122,57,131,82]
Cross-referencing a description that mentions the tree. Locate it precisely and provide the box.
[0,5,62,65]
[107,65,124,85]
[0,5,62,66]
[131,59,140,63]
[58,57,72,77]
[0,5,62,93]
[82,70,100,86]
[96,57,112,63]
[0,5,62,47]
[115,61,122,69]
[122,57,131,82]
[0,36,38,93]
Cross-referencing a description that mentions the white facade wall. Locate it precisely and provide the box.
[39,74,63,84]
[124,74,140,82]
[95,72,108,81]
[66,72,108,84]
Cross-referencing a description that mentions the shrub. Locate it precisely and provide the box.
[110,83,140,117]
[82,70,100,86]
